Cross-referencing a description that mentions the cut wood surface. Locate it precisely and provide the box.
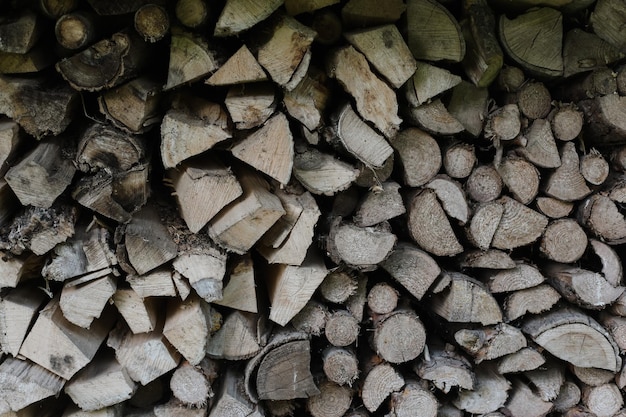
[4,0,626,415]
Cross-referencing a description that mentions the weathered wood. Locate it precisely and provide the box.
[0,285,47,356]
[206,45,267,86]
[403,61,461,107]
[113,288,158,334]
[455,323,526,363]
[579,193,626,245]
[293,145,359,196]
[0,251,43,289]
[579,94,626,147]
[367,282,398,315]
[134,4,169,43]
[554,381,582,413]
[164,28,217,90]
[497,347,545,374]
[98,77,161,134]
[484,104,521,143]
[107,319,181,385]
[518,119,561,169]
[502,379,553,417]
[54,11,97,50]
[453,363,510,414]
[387,381,438,417]
[307,380,352,417]
[214,254,258,312]
[580,149,609,185]
[282,67,329,132]
[466,165,503,203]
[0,358,65,414]
[392,128,441,188]
[405,99,465,136]
[443,141,477,179]
[415,345,474,393]
[291,300,328,337]
[60,275,117,329]
[206,310,264,361]
[540,218,588,264]
[327,45,401,138]
[170,360,214,407]
[213,0,283,37]
[465,201,503,250]
[20,296,114,379]
[523,307,622,371]
[590,0,626,52]
[322,347,359,386]
[361,360,404,413]
[380,242,441,301]
[582,383,623,417]
[65,353,136,411]
[504,284,561,321]
[325,310,359,347]
[224,83,276,130]
[550,103,584,142]
[372,309,426,363]
[406,0,465,62]
[207,366,257,417]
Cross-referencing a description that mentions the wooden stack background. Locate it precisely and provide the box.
[2,0,626,416]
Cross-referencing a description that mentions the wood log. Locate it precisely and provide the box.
[590,0,626,52]
[113,288,158,334]
[536,196,574,219]
[414,345,474,393]
[306,380,352,417]
[330,103,394,169]
[0,251,43,289]
[0,10,41,54]
[60,275,117,329]
[590,238,623,286]
[578,94,626,147]
[322,347,359,386]
[387,381,438,417]
[578,193,626,245]
[207,366,260,417]
[170,360,215,407]
[367,282,398,315]
[107,319,181,385]
[65,353,136,411]
[327,45,401,138]
[353,181,404,228]
[502,379,553,417]
[504,284,561,321]
[213,0,283,37]
[403,61,461,107]
[455,323,526,363]
[344,24,416,89]
[319,269,356,305]
[497,153,540,204]
[497,347,545,374]
[361,360,404,413]
[0,358,65,414]
[371,309,426,364]
[459,249,515,270]
[98,77,161,134]
[341,0,406,27]
[523,307,621,371]
[0,285,47,356]
[442,141,476,179]
[160,100,230,169]
[404,99,465,136]
[431,272,502,325]
[164,294,220,365]
[175,0,209,29]
[498,7,563,78]
[224,83,276,130]
[257,15,316,90]
[127,268,176,299]
[54,11,97,50]
[282,67,329,132]
[326,218,396,270]
[582,383,623,417]
[466,164,503,203]
[550,103,584,142]
[206,45,267,86]
[153,398,207,417]
[518,119,561,169]
[406,0,465,62]
[540,218,587,263]
[391,128,441,188]
[452,363,510,414]
[5,136,75,209]
[0,203,77,256]
[76,123,146,173]
[544,263,624,310]
[572,366,614,386]
[168,158,242,233]
[554,381,582,413]
[491,196,548,250]
[380,242,441,301]
[291,300,328,337]
[465,201,503,250]
[207,167,285,254]
[406,188,462,257]
[265,249,328,326]
[134,4,169,43]
[293,145,359,196]
[206,310,265,361]
[325,310,359,347]
[164,28,217,91]
[214,254,258,313]
[580,149,609,185]
[57,30,149,91]
[19,296,114,379]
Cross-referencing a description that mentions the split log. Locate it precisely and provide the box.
[425,175,469,225]
[536,196,574,219]
[257,15,316,90]
[19,296,115,379]
[0,285,47,356]
[292,145,360,196]
[60,275,117,329]
[406,188,462,257]
[590,239,623,286]
[502,379,553,417]
[406,0,465,62]
[578,193,626,245]
[403,61,461,107]
[326,219,396,270]
[341,0,406,27]
[319,269,357,305]
[265,249,328,326]
[344,24,416,89]
[306,380,352,417]
[578,94,626,147]
[504,284,561,321]
[442,141,477,179]
[580,149,609,185]
[76,123,146,173]
[214,254,258,313]
[414,345,475,393]
[57,30,149,91]
[523,307,622,371]
[113,288,158,334]
[213,0,283,37]
[455,323,526,363]
[563,29,624,78]
[127,268,177,299]
[554,381,582,413]
[484,104,521,143]
[353,181,405,227]
[98,77,161,134]
[545,143,592,202]
[168,158,242,233]
[224,83,276,130]
[291,300,328,337]
[282,67,329,132]
[550,103,584,142]
[518,119,561,169]
[452,363,510,414]
[64,353,137,411]
[107,319,181,385]
[205,45,267,86]
[206,366,257,417]
[524,361,565,402]
[380,242,441,301]
[160,99,231,169]
[330,103,394,169]
[572,366,614,386]
[391,128,441,188]
[164,28,217,90]
[327,45,401,138]
[5,137,76,208]
[207,168,285,254]
[0,10,41,54]
[498,7,563,78]
[0,358,65,414]
[466,201,503,250]
[0,251,43,289]
[448,82,489,137]
[206,310,265,361]
[491,196,548,250]
[483,262,545,293]
[431,272,503,325]
[164,295,220,365]
[405,99,465,136]
[497,347,545,374]
[590,0,626,52]
[361,360,404,413]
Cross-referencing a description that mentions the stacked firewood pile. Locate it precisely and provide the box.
[3,0,626,415]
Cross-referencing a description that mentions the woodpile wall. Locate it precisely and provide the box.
[2,0,626,416]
